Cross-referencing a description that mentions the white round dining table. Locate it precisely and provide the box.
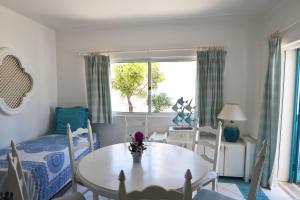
[77,142,209,199]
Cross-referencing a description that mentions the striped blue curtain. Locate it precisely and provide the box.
[256,36,282,187]
[84,55,112,124]
[196,48,226,128]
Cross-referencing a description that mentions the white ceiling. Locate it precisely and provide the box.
[0,0,281,30]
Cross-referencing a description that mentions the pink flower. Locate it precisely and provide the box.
[134,131,144,142]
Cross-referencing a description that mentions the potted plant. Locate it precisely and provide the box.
[128,131,147,163]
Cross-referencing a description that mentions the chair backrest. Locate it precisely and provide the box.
[118,169,192,200]
[196,121,223,172]
[247,140,268,200]
[67,119,94,191]
[7,140,29,200]
[125,115,148,142]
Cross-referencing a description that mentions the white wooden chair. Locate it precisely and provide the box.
[194,121,223,191]
[125,115,148,142]
[194,139,268,200]
[7,140,29,200]
[118,169,193,200]
[66,120,95,195]
[7,140,86,200]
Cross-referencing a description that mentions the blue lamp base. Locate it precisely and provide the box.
[224,125,240,142]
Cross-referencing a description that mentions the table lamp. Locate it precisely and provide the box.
[217,103,246,142]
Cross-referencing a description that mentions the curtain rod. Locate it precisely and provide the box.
[269,19,300,38]
[279,19,300,34]
[78,46,226,56]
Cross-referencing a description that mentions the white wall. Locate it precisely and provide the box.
[264,0,300,43]
[56,16,263,146]
[0,5,57,148]
[262,0,300,182]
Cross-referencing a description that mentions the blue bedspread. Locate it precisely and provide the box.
[0,133,99,200]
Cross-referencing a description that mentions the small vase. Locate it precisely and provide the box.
[224,125,240,142]
[132,152,142,163]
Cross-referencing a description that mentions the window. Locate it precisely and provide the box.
[111,62,148,112]
[111,61,196,113]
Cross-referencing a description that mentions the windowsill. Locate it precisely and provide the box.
[112,112,176,118]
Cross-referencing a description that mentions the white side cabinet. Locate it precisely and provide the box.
[196,135,245,178]
[167,126,195,150]
[240,135,257,182]
[167,126,256,181]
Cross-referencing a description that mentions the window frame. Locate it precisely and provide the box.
[110,58,197,115]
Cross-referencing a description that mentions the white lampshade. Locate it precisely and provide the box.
[217,103,246,121]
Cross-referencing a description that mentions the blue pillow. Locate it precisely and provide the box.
[55,107,89,134]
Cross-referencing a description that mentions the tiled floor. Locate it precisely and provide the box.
[198,182,245,199]
[63,181,293,200]
[261,186,294,200]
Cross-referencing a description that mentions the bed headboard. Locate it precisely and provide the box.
[0,47,34,115]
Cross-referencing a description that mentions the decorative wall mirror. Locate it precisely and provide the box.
[0,47,34,115]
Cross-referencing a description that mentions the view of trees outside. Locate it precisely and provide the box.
[111,61,196,113]
[152,92,172,112]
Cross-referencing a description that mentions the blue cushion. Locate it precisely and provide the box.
[54,107,89,134]
[193,189,236,200]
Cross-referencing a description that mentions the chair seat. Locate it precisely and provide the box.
[53,192,86,200]
[193,189,236,200]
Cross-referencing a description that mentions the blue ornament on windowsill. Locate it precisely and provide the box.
[172,97,195,129]
[217,103,246,143]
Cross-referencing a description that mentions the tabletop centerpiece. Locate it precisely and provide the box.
[128,131,147,163]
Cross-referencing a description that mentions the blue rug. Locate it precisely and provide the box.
[219,177,269,200]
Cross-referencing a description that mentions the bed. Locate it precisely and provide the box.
[0,132,100,200]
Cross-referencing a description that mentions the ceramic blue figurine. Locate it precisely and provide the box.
[172,97,196,128]
[184,114,193,126]
[176,97,186,106]
[172,104,178,112]
[172,114,181,125]
[185,99,193,112]
[178,110,186,119]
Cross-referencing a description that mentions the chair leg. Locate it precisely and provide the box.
[212,179,218,192]
[93,192,98,200]
[72,181,77,192]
